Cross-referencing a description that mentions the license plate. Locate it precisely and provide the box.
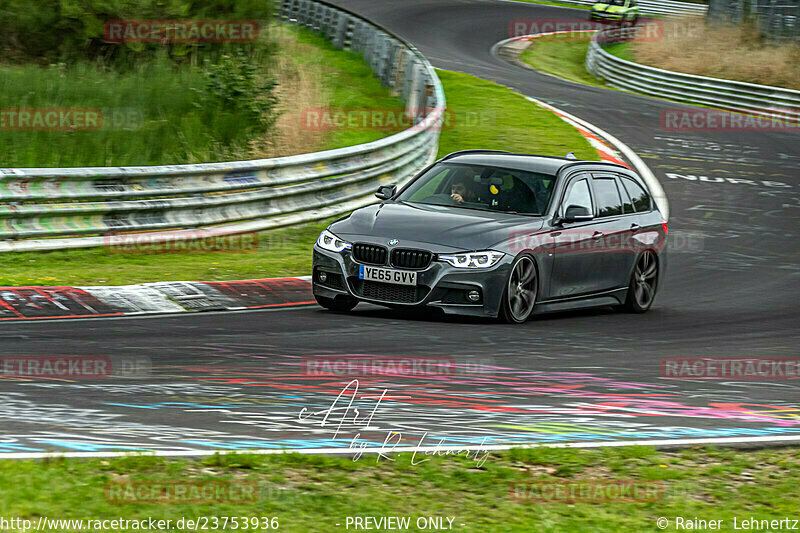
[358,265,417,286]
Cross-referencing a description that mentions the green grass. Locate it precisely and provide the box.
[0,48,281,168]
[0,221,332,286]
[0,23,403,168]
[284,25,408,151]
[603,40,635,61]
[519,33,608,87]
[435,69,599,159]
[1,70,599,287]
[0,446,797,532]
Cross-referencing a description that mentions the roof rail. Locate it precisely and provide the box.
[440,150,511,161]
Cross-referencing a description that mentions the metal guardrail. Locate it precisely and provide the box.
[525,0,709,17]
[585,28,800,123]
[0,0,445,251]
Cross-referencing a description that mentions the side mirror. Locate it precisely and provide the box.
[375,184,396,200]
[562,204,594,223]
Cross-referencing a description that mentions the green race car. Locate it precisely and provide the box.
[590,0,640,23]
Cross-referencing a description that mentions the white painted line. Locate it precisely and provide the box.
[3,435,800,460]
[0,300,317,326]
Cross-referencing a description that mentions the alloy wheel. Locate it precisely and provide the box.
[505,256,537,323]
[633,251,658,309]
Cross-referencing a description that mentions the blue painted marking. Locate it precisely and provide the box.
[0,444,43,452]
[35,441,145,452]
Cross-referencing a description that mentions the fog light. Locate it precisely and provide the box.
[467,290,481,302]
[318,271,327,283]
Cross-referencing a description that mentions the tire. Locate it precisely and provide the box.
[315,295,357,312]
[499,255,538,324]
[619,250,658,313]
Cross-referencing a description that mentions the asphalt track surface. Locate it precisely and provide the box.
[1,0,799,456]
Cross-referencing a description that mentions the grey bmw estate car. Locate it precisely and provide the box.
[312,150,667,323]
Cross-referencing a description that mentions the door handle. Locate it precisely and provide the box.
[592,231,603,240]
[630,223,640,230]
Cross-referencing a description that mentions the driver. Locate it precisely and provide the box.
[450,181,476,204]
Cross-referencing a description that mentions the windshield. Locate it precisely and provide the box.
[396,162,555,215]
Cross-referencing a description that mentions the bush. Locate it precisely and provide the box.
[0,0,273,64]
[195,49,280,141]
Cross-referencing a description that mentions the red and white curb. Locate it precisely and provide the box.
[535,97,629,167]
[0,276,315,321]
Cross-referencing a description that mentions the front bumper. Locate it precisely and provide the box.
[312,245,513,318]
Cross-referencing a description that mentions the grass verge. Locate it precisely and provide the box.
[1,446,798,532]
[520,19,800,93]
[519,33,605,87]
[2,70,599,287]
[0,23,404,168]
[0,53,266,168]
[259,24,406,158]
[631,19,800,91]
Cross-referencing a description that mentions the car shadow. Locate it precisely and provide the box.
[314,303,637,326]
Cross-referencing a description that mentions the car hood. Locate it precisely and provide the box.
[330,202,544,252]
[592,3,622,11]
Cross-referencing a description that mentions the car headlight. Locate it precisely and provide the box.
[316,229,352,253]
[438,251,505,269]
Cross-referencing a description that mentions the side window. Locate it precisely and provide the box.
[621,176,652,212]
[592,177,623,217]
[562,177,592,214]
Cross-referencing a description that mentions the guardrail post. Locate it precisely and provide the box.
[390,44,407,96]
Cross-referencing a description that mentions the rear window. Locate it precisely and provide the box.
[621,176,651,212]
